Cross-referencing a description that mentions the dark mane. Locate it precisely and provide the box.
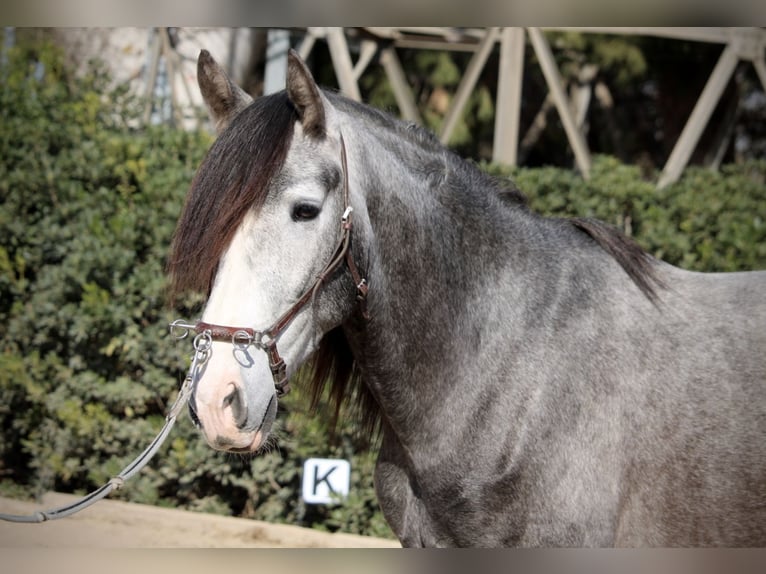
[568,217,663,301]
[492,167,659,299]
[309,326,381,440]
[167,91,298,298]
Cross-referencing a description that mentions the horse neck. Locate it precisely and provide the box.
[349,127,507,309]
[341,121,545,441]
[338,112,656,453]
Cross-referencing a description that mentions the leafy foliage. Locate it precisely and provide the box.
[1,42,763,543]
[485,156,766,272]
[0,42,393,539]
[359,48,497,155]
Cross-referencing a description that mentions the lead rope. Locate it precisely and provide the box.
[0,329,211,523]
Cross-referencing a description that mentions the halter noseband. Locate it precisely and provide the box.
[171,134,368,398]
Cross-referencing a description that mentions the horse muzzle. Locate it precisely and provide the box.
[191,378,278,453]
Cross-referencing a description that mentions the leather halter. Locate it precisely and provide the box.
[172,134,368,398]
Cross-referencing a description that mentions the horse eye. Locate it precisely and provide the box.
[292,203,320,222]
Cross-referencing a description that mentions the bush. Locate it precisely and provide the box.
[0,41,208,500]
[1,43,763,542]
[484,156,766,272]
[0,41,392,539]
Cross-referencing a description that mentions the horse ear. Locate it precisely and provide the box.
[197,49,253,134]
[286,49,326,138]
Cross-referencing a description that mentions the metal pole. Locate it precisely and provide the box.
[326,27,361,101]
[493,27,525,166]
[440,27,500,145]
[264,29,291,95]
[657,42,739,188]
[380,46,422,124]
[528,27,592,179]
[143,29,161,126]
[160,28,183,127]
[751,57,766,97]
[2,27,15,69]
[298,28,322,60]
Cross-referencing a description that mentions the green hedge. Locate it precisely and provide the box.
[1,44,764,540]
[484,158,766,272]
[0,43,391,538]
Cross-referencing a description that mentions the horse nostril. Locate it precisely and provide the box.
[222,384,248,429]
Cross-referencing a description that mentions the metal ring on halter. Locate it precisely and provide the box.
[232,329,256,349]
[193,330,213,355]
[169,319,197,339]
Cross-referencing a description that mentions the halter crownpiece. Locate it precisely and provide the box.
[171,133,368,398]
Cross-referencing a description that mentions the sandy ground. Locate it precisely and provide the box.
[0,492,399,548]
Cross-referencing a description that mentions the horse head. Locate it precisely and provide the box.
[169,50,365,453]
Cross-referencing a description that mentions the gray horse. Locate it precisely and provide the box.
[167,49,766,546]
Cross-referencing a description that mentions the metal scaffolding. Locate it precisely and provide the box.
[285,27,766,187]
[22,27,764,187]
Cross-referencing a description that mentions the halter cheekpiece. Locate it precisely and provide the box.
[171,133,368,398]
